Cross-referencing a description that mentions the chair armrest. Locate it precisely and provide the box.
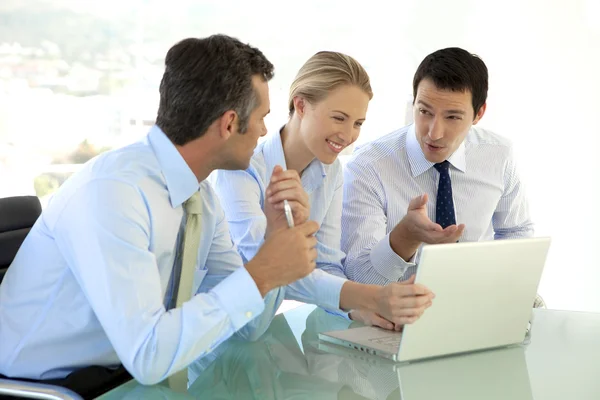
[0,378,83,400]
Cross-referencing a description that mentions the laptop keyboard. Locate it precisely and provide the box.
[368,335,402,347]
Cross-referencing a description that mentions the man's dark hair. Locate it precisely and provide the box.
[156,34,274,145]
[413,47,488,117]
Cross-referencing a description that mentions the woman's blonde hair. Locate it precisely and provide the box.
[288,51,373,116]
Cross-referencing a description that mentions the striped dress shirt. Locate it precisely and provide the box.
[341,124,534,285]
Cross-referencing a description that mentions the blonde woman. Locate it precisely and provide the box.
[213,52,434,329]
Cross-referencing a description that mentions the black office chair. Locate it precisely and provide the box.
[0,195,83,400]
[0,195,42,284]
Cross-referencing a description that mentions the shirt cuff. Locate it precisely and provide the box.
[211,267,265,331]
[312,269,347,312]
[324,309,351,320]
[370,233,416,282]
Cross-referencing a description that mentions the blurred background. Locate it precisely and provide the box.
[1,0,598,312]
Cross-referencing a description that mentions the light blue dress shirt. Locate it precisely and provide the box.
[0,126,274,384]
[342,124,534,285]
[212,129,347,315]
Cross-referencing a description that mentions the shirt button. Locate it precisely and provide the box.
[245,311,253,319]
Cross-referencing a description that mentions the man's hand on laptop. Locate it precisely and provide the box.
[390,194,465,260]
[349,310,395,330]
[375,275,435,330]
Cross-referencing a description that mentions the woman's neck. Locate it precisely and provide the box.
[280,116,315,175]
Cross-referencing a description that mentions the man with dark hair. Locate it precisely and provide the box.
[0,34,320,395]
[342,47,536,290]
[156,35,275,149]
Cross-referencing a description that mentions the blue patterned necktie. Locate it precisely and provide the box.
[433,161,456,229]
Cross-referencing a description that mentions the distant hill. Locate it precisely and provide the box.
[0,2,132,64]
[0,1,232,65]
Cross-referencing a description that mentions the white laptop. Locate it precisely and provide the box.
[319,237,551,362]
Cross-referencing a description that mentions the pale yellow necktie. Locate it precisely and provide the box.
[175,191,202,308]
[168,190,202,392]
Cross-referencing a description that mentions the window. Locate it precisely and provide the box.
[1,0,598,312]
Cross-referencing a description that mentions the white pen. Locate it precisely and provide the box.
[280,165,295,228]
[283,199,294,228]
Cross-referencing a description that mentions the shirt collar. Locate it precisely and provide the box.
[262,127,329,193]
[406,123,467,177]
[262,127,288,180]
[148,125,199,208]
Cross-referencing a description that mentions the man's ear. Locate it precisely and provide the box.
[219,110,238,140]
[473,103,487,125]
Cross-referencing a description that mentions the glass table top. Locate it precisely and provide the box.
[99,305,600,399]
